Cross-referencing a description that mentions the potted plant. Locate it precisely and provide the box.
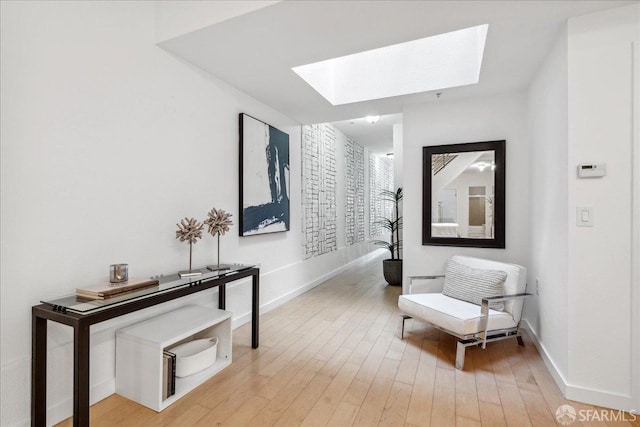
[373,187,403,286]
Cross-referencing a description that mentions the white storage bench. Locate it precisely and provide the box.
[115,305,232,411]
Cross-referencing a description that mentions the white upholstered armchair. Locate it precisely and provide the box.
[398,255,530,370]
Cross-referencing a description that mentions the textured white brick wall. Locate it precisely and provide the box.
[369,155,394,237]
[302,124,337,258]
[345,136,365,245]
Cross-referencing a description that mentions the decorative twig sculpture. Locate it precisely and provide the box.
[204,207,233,271]
[176,217,204,277]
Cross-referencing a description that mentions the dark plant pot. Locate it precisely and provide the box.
[383,259,403,286]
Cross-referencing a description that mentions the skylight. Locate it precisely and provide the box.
[292,24,488,106]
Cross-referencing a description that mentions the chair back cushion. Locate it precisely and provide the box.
[442,260,507,310]
[450,255,527,322]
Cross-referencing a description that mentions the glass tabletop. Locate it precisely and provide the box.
[41,263,255,314]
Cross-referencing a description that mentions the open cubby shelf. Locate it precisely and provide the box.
[115,305,232,411]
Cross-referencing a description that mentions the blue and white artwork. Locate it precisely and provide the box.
[239,113,290,236]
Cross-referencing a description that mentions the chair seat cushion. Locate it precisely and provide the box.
[398,293,516,337]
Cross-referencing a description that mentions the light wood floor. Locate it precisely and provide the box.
[58,256,639,427]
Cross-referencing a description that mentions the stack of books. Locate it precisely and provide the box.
[162,350,176,400]
[76,278,159,300]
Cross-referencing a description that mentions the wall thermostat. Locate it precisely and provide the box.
[577,163,606,178]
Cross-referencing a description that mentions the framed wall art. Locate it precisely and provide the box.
[239,113,290,236]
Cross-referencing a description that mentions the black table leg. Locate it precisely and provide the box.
[73,321,90,427]
[218,284,226,310]
[32,313,47,427]
[252,272,259,349]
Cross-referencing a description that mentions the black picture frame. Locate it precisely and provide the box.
[239,113,290,236]
[422,140,506,248]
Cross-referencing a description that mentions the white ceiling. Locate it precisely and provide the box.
[332,113,402,155]
[159,0,635,151]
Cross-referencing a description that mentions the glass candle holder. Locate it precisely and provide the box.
[110,264,128,283]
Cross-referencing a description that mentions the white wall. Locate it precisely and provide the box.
[634,39,640,418]
[154,1,279,43]
[402,92,530,283]
[393,123,403,189]
[524,26,570,390]
[566,4,639,411]
[0,2,374,426]
[393,124,403,256]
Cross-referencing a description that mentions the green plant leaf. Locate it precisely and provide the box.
[374,187,403,259]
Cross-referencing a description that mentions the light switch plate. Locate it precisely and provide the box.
[576,207,594,227]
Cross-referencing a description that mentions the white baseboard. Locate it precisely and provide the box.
[565,385,635,412]
[522,319,636,412]
[521,319,568,395]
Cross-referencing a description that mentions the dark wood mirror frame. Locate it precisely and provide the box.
[422,140,506,248]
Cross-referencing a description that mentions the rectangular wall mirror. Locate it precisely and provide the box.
[422,140,505,248]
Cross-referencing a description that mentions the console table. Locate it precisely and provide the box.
[32,265,260,427]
